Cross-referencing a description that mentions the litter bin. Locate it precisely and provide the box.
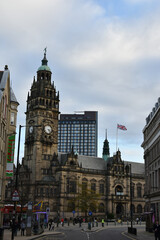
[0,228,4,240]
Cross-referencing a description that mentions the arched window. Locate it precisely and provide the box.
[40,188,44,197]
[41,73,44,80]
[99,183,104,194]
[131,183,135,198]
[130,204,135,213]
[137,184,142,198]
[67,179,76,193]
[137,204,142,213]
[91,183,96,193]
[115,185,123,196]
[116,203,124,215]
[98,203,104,213]
[68,202,75,212]
[50,188,53,197]
[82,178,88,193]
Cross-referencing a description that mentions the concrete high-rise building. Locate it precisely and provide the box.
[58,111,98,157]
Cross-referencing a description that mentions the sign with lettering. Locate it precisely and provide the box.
[12,190,19,201]
[6,135,15,178]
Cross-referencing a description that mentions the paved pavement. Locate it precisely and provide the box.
[3,222,154,240]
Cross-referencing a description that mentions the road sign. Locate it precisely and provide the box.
[88,211,92,216]
[28,202,32,210]
[12,190,19,201]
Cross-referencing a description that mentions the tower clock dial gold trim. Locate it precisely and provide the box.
[44,125,52,134]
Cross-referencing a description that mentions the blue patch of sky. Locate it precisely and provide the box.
[93,0,159,20]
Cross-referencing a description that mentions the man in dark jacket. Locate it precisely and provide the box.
[153,221,160,240]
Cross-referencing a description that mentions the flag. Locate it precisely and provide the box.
[117,124,127,131]
[152,213,155,223]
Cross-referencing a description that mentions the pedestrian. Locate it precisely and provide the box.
[102,218,104,227]
[61,218,64,226]
[136,217,139,224]
[20,221,26,236]
[48,219,53,230]
[153,221,160,240]
[51,221,55,230]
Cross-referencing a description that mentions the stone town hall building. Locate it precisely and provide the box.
[10,53,145,220]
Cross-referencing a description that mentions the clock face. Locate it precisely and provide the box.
[29,126,33,133]
[44,125,52,134]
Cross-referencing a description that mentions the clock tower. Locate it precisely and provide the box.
[23,51,59,201]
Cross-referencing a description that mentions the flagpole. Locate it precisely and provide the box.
[116,124,118,153]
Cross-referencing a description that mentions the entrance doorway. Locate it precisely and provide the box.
[116,203,123,216]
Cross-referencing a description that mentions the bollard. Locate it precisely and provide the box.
[0,228,4,240]
[115,221,116,226]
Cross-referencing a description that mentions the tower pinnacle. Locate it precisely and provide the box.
[37,48,51,72]
[102,129,110,161]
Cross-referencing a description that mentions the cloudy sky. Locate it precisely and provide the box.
[1,0,160,163]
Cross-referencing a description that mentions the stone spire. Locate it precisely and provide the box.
[42,47,48,66]
[102,129,110,161]
[37,48,51,72]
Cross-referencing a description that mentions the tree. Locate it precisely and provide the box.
[68,184,100,219]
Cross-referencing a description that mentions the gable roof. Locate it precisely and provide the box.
[58,152,144,175]
[124,161,144,175]
[0,67,18,104]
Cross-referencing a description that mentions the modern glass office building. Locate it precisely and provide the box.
[58,111,98,156]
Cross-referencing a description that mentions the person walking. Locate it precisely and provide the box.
[51,221,55,230]
[153,221,160,240]
[48,219,53,230]
[102,218,105,227]
[20,221,26,236]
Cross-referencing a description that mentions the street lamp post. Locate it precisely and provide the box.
[12,124,22,240]
[15,125,22,189]
[12,124,41,239]
[128,164,137,235]
[130,164,133,229]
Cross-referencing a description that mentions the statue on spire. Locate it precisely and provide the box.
[44,47,47,55]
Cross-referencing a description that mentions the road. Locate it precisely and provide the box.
[37,226,142,240]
